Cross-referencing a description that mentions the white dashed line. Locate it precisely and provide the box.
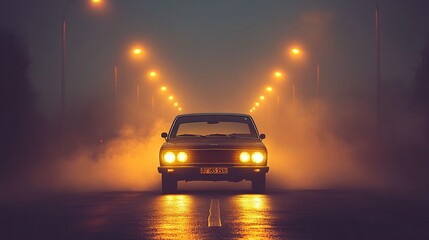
[208,199,222,227]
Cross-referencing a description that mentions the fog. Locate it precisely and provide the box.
[36,121,168,192]
[19,98,390,193]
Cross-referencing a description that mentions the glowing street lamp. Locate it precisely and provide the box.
[61,0,106,124]
[274,71,283,78]
[90,0,104,8]
[174,102,179,107]
[161,86,167,91]
[291,48,300,55]
[133,48,143,55]
[178,107,183,111]
[148,71,157,78]
[260,95,265,100]
[266,86,273,92]
[168,95,174,101]
[255,102,260,107]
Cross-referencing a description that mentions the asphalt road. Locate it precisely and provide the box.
[1,189,428,240]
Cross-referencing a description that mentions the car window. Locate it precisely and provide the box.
[177,122,251,136]
[171,115,258,138]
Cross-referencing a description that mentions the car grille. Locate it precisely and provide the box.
[187,149,239,164]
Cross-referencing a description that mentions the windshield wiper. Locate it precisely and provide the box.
[228,133,251,138]
[205,134,229,137]
[176,134,206,138]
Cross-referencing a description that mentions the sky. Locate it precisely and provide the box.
[1,0,429,118]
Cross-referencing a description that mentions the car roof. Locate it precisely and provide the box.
[175,113,252,118]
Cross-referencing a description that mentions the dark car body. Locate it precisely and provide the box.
[158,113,268,193]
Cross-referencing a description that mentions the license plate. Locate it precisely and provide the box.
[200,167,228,174]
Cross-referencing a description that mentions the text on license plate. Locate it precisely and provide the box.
[200,167,228,174]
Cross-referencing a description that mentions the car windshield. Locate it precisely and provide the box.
[170,115,258,138]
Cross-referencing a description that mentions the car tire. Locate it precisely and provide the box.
[252,174,266,193]
[162,174,177,194]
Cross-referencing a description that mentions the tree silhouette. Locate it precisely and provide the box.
[0,27,36,178]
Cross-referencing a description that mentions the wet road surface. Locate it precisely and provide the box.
[1,190,428,239]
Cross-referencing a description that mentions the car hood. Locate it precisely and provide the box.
[160,137,266,150]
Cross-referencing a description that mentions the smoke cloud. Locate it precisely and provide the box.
[258,99,385,190]
[30,119,169,192]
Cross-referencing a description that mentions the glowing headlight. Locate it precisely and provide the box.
[251,152,265,163]
[163,151,176,163]
[177,151,188,163]
[239,152,251,163]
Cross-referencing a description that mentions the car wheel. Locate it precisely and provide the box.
[252,174,266,193]
[162,174,177,194]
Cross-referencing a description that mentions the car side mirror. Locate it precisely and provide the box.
[161,132,168,140]
[259,133,266,140]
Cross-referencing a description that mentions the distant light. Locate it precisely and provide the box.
[178,107,183,111]
[255,102,260,106]
[252,107,256,110]
[133,48,142,55]
[291,48,300,55]
[174,102,179,107]
[266,86,273,92]
[260,96,265,100]
[149,71,157,78]
[250,109,253,113]
[91,0,102,4]
[274,71,283,78]
[161,86,167,91]
[168,96,174,101]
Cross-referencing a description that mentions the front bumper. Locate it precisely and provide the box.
[157,166,269,182]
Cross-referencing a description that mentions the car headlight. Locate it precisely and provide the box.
[163,151,176,163]
[251,152,265,163]
[239,152,251,163]
[177,151,188,163]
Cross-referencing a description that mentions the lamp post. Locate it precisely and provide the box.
[288,47,321,101]
[147,70,158,113]
[273,71,284,112]
[61,0,103,123]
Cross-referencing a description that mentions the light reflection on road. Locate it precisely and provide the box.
[232,194,275,239]
[148,194,202,239]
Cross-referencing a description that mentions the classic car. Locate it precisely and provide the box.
[158,113,269,193]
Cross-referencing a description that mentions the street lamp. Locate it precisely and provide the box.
[288,47,320,100]
[148,71,157,78]
[61,0,103,123]
[133,48,143,55]
[274,71,283,78]
[291,48,300,55]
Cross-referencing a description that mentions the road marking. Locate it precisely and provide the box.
[208,199,222,227]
